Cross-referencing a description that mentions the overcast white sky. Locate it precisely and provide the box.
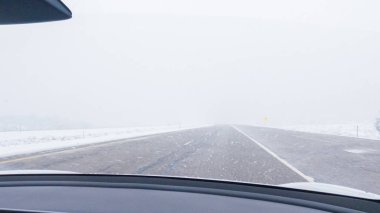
[0,0,380,128]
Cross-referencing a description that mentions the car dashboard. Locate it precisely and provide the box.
[0,175,377,213]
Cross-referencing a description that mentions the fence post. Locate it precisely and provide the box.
[356,125,359,138]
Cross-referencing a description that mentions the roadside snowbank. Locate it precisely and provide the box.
[283,122,380,141]
[0,126,194,158]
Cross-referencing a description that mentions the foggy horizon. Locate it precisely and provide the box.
[1,0,380,130]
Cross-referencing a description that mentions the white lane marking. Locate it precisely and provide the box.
[184,140,193,146]
[231,125,314,182]
[344,148,376,154]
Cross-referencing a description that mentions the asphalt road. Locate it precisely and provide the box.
[0,125,379,194]
[238,125,380,194]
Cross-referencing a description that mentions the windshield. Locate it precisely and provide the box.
[1,0,380,199]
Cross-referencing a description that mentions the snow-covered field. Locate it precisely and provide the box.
[0,126,195,158]
[283,122,380,141]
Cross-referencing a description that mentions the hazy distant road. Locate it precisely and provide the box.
[0,125,379,194]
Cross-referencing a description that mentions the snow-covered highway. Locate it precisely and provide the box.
[0,125,379,194]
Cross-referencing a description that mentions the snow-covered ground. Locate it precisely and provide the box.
[282,122,380,141]
[0,126,197,158]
